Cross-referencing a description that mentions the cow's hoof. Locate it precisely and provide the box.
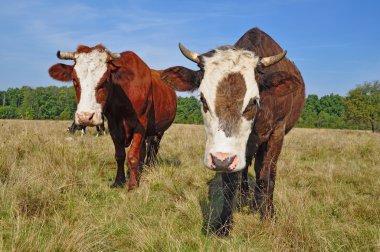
[127,181,139,191]
[111,180,125,188]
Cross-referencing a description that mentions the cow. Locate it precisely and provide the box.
[161,28,305,236]
[49,45,177,191]
[67,120,87,135]
[67,115,107,136]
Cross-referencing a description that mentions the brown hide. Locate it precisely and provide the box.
[149,70,177,133]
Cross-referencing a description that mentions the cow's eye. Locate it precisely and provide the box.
[200,93,209,113]
[243,99,255,113]
[242,98,259,120]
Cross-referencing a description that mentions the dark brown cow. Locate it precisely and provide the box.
[161,28,305,235]
[49,45,177,190]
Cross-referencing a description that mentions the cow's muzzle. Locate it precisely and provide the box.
[75,111,103,126]
[207,152,239,172]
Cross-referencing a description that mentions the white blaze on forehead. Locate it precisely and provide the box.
[74,50,108,113]
[199,47,260,116]
[198,47,261,172]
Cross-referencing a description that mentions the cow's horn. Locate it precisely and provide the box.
[109,53,121,60]
[104,49,120,60]
[57,51,76,60]
[260,50,287,67]
[179,43,200,63]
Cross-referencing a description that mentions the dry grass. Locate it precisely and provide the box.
[0,120,379,251]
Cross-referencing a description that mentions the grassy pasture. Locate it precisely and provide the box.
[0,120,379,251]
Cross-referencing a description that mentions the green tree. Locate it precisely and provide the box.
[298,95,319,128]
[345,81,380,132]
[175,96,203,124]
[298,93,347,129]
[0,106,18,119]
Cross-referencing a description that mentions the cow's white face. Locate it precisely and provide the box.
[74,49,108,126]
[49,44,121,126]
[161,45,286,173]
[198,47,260,172]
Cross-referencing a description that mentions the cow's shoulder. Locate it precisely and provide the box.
[259,71,303,97]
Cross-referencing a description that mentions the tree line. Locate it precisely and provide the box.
[297,81,380,132]
[0,86,76,120]
[0,81,379,132]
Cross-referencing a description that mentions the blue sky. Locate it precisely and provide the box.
[0,0,379,96]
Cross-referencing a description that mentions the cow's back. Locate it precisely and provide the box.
[149,70,177,133]
[235,28,305,134]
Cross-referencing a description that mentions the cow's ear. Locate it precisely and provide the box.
[48,63,74,82]
[161,66,201,91]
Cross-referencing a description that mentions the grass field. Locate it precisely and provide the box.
[0,120,379,251]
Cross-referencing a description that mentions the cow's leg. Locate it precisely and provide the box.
[253,125,285,219]
[215,171,240,236]
[112,144,126,188]
[81,126,86,136]
[96,126,100,137]
[68,121,76,134]
[238,133,258,205]
[240,155,253,198]
[236,165,250,209]
[100,121,106,135]
[96,121,106,137]
[253,144,266,213]
[109,121,127,188]
[127,132,145,191]
[138,139,147,175]
[146,132,163,167]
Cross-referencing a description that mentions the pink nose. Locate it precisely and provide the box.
[76,112,95,125]
[208,152,238,171]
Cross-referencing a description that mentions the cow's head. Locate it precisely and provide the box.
[162,44,286,172]
[48,45,120,126]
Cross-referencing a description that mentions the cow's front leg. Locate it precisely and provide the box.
[215,172,240,236]
[108,120,127,188]
[236,165,250,209]
[254,146,277,219]
[112,146,126,188]
[240,164,250,198]
[255,177,275,218]
[127,132,145,191]
[254,125,284,219]
[111,134,128,188]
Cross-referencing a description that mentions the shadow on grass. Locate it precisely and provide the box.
[199,172,256,235]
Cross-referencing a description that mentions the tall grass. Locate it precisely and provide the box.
[0,120,379,251]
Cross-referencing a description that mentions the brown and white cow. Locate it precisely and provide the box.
[162,28,305,235]
[49,45,177,190]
